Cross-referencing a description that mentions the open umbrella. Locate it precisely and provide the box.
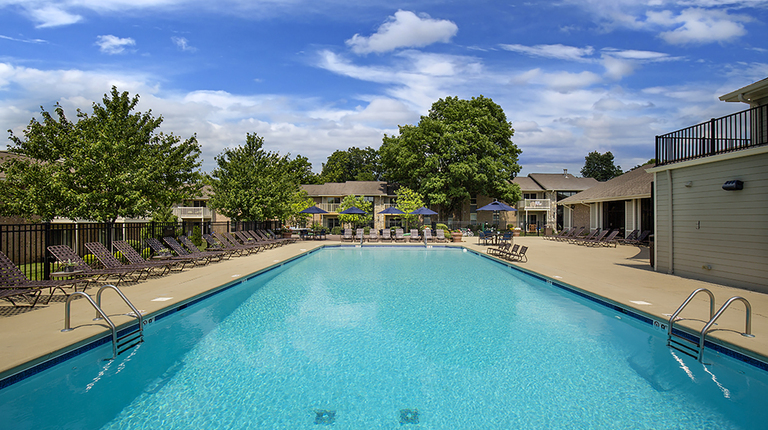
[299,205,328,236]
[409,207,438,215]
[339,206,367,215]
[476,200,516,212]
[378,207,405,215]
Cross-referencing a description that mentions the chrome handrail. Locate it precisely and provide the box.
[667,288,715,338]
[62,292,118,359]
[698,296,753,361]
[95,284,145,336]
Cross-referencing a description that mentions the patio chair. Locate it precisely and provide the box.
[632,230,652,245]
[368,230,379,242]
[597,230,621,247]
[510,245,528,262]
[233,231,266,253]
[112,240,186,273]
[500,244,520,260]
[257,230,288,246]
[557,227,583,242]
[317,229,327,240]
[424,229,434,242]
[267,229,297,244]
[340,229,353,242]
[85,242,152,281]
[570,228,598,244]
[180,236,229,261]
[355,228,365,242]
[394,229,405,242]
[381,229,392,241]
[48,245,136,287]
[546,228,571,241]
[576,229,606,245]
[477,230,491,245]
[211,232,254,256]
[409,229,421,242]
[435,230,446,243]
[222,232,261,254]
[616,229,639,245]
[163,237,215,265]
[486,242,511,257]
[0,249,78,305]
[244,231,280,249]
[146,238,201,266]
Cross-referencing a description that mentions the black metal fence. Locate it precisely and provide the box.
[656,104,768,166]
[0,220,280,281]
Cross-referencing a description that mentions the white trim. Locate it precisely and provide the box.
[647,145,768,174]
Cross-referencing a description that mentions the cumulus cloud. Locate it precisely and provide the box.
[500,43,595,62]
[346,10,458,54]
[96,35,136,54]
[647,8,748,44]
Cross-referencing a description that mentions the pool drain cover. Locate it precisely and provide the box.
[400,409,419,424]
[314,410,336,425]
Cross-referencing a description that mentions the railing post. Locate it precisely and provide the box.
[44,221,52,280]
[709,117,716,156]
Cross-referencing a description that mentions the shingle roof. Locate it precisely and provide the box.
[301,181,396,197]
[558,164,653,204]
[512,176,543,191]
[528,173,599,191]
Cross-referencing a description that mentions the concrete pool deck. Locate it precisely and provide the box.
[2,236,767,381]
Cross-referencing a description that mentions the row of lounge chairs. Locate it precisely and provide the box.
[546,227,650,246]
[0,229,292,308]
[486,243,528,262]
[341,228,449,243]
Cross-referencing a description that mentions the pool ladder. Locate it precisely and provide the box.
[62,284,144,360]
[667,288,753,362]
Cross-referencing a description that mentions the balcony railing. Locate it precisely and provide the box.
[319,203,341,213]
[172,207,213,219]
[517,199,551,210]
[656,104,768,166]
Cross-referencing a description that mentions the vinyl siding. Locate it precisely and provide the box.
[655,151,768,292]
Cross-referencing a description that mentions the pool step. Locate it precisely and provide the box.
[667,333,699,359]
[117,326,144,355]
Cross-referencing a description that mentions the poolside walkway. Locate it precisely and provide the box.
[2,236,767,381]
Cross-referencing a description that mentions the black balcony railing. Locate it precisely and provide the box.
[656,104,768,166]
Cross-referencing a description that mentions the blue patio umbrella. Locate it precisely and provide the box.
[299,206,328,214]
[378,206,405,215]
[476,200,516,212]
[339,206,367,215]
[409,207,438,215]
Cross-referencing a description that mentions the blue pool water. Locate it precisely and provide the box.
[1,247,767,429]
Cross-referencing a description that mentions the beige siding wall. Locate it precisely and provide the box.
[655,151,768,292]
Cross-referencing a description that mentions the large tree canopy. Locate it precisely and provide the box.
[208,133,305,222]
[1,87,202,222]
[320,146,382,183]
[380,96,521,219]
[580,151,623,182]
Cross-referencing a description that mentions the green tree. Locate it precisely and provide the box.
[580,151,624,181]
[2,87,202,222]
[289,189,316,226]
[337,195,372,227]
[208,133,304,222]
[380,96,521,219]
[292,155,321,184]
[320,146,381,183]
[394,186,424,230]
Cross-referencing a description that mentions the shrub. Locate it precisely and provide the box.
[113,251,124,263]
[141,248,152,259]
[331,226,342,235]
[82,254,97,266]
[190,226,203,247]
[363,226,371,235]
[436,223,449,231]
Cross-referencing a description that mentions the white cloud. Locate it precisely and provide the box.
[172,36,197,52]
[499,44,595,62]
[26,5,83,28]
[648,8,748,44]
[96,35,136,54]
[345,10,458,54]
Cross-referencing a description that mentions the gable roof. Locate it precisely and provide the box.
[512,175,543,192]
[559,164,653,205]
[301,181,396,197]
[527,173,598,191]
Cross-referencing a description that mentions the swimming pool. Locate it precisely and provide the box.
[1,246,766,429]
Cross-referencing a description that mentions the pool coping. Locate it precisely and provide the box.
[2,244,766,390]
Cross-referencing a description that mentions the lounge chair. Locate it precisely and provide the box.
[409,229,421,242]
[267,229,297,244]
[258,230,288,246]
[112,240,186,273]
[233,231,266,253]
[0,249,76,305]
[394,229,405,242]
[355,228,365,242]
[435,230,446,242]
[597,230,621,247]
[222,232,262,254]
[85,242,153,281]
[381,229,392,241]
[180,236,229,261]
[368,230,379,242]
[616,229,639,245]
[570,228,598,244]
[424,229,434,242]
[510,245,528,262]
[487,242,511,257]
[341,229,353,242]
[48,244,135,287]
[162,237,216,265]
[245,231,280,249]
[477,230,490,245]
[576,229,607,245]
[146,238,201,265]
[632,230,652,245]
[557,227,583,242]
[211,232,256,256]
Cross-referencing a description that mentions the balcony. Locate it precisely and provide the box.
[656,104,767,166]
[172,206,213,219]
[517,199,551,210]
[319,203,341,213]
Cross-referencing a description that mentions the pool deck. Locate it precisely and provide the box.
[2,236,767,381]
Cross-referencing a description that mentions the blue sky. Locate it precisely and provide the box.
[1,0,767,176]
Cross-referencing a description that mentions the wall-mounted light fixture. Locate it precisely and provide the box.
[684,181,693,187]
[722,180,744,191]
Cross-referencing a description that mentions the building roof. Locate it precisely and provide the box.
[559,164,653,205]
[511,175,543,191]
[719,76,768,106]
[527,173,598,191]
[301,181,396,197]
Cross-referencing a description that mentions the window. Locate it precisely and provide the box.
[556,191,577,201]
[524,193,537,200]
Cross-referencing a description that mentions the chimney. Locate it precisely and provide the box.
[563,169,568,176]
